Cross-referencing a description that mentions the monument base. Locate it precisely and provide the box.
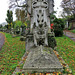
[22,46,63,73]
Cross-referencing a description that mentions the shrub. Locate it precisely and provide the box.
[48,36,57,49]
[68,24,72,30]
[14,20,23,28]
[53,18,65,37]
[71,29,75,33]
[53,23,63,37]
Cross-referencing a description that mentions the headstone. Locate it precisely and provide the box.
[20,25,26,41]
[11,27,20,37]
[10,28,16,38]
[10,28,14,34]
[21,25,26,36]
[22,0,63,73]
[16,26,20,35]
[25,0,56,50]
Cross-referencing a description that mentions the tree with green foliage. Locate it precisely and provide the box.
[49,11,65,36]
[6,10,13,29]
[15,8,26,23]
[14,20,23,28]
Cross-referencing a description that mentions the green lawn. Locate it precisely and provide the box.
[0,32,75,75]
[55,36,75,75]
[0,32,25,75]
[70,29,75,33]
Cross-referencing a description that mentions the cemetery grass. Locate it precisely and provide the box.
[70,29,75,33]
[0,32,25,75]
[55,36,75,75]
[0,32,75,75]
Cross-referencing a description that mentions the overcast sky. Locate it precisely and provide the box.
[0,0,63,24]
[54,0,63,17]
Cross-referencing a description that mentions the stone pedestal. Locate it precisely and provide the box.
[22,46,63,73]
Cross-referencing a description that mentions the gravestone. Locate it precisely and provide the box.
[20,25,26,41]
[23,0,63,73]
[10,28,14,34]
[21,25,26,36]
[15,26,20,35]
[11,27,21,38]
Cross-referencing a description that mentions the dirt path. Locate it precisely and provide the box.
[63,30,75,42]
[0,33,5,50]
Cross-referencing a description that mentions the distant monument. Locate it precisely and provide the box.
[22,0,63,73]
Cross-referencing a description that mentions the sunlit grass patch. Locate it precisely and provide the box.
[0,32,25,75]
[55,36,75,74]
[70,29,75,33]
[0,32,75,75]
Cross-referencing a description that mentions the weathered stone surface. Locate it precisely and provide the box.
[23,46,63,73]
[22,0,62,73]
[24,0,56,48]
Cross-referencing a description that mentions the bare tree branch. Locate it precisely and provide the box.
[61,0,75,16]
[9,0,27,9]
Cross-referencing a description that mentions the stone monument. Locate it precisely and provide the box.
[22,0,63,73]
[20,25,26,41]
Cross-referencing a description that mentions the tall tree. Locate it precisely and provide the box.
[6,10,13,29]
[15,8,26,23]
[9,0,28,24]
[15,8,20,21]
[61,0,75,16]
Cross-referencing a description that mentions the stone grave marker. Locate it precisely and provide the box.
[21,0,63,73]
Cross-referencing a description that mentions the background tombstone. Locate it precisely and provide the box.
[21,25,26,36]
[20,25,26,41]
